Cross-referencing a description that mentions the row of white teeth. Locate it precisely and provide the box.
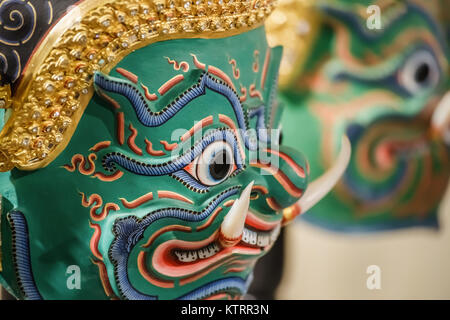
[173,224,281,263]
[174,243,220,263]
[242,224,280,247]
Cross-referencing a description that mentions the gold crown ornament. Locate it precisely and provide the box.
[265,0,319,87]
[0,0,277,172]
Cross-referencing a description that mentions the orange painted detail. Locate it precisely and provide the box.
[228,58,240,79]
[191,54,236,90]
[223,200,235,207]
[191,53,206,69]
[63,153,97,176]
[183,161,195,177]
[227,259,253,266]
[116,67,138,83]
[89,222,103,261]
[80,153,97,175]
[160,140,178,151]
[90,141,111,152]
[99,203,120,221]
[219,229,242,248]
[157,190,194,204]
[205,293,232,300]
[138,251,175,288]
[80,191,94,207]
[251,162,304,198]
[158,75,184,95]
[80,192,120,221]
[165,56,190,72]
[117,112,125,145]
[245,211,280,231]
[127,123,143,156]
[239,85,247,102]
[266,197,283,212]
[97,89,121,110]
[93,170,124,182]
[252,50,260,73]
[218,114,245,162]
[260,49,271,89]
[142,224,192,248]
[63,154,84,172]
[197,207,223,231]
[251,185,269,195]
[225,266,247,274]
[144,138,166,156]
[141,83,158,101]
[208,65,236,91]
[265,149,306,178]
[250,193,259,200]
[249,84,263,100]
[120,191,154,209]
[92,259,116,299]
[218,114,238,132]
[181,116,214,142]
[89,202,119,221]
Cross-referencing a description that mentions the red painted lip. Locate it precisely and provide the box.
[245,209,281,231]
[151,231,263,279]
[149,218,281,280]
[140,203,282,285]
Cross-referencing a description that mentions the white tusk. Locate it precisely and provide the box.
[295,135,351,214]
[431,91,450,145]
[219,181,254,247]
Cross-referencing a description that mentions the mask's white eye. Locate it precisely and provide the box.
[185,141,236,186]
[399,50,440,94]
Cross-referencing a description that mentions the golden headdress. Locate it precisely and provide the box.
[0,0,276,172]
[265,0,319,88]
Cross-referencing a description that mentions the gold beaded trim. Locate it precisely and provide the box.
[0,0,276,172]
[0,84,12,109]
[0,193,2,272]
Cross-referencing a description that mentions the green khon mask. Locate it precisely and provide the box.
[0,0,349,299]
[269,0,450,231]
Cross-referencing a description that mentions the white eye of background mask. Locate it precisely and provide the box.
[399,50,440,94]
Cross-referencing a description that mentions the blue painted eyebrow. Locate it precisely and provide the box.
[94,70,263,149]
[102,128,244,177]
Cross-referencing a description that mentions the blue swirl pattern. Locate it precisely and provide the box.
[109,187,241,300]
[7,210,42,300]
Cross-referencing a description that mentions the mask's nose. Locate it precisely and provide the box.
[249,145,309,213]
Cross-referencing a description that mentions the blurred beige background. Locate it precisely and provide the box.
[277,182,450,299]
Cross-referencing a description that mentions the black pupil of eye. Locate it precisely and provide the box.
[209,150,231,181]
[414,62,430,84]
